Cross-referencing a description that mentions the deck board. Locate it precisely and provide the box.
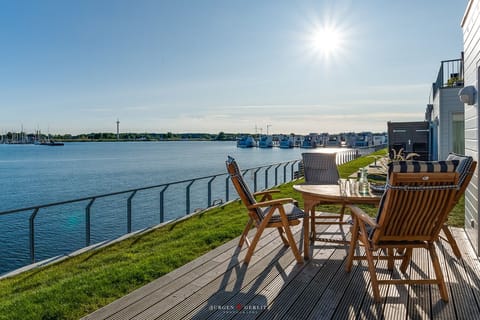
[442,231,480,320]
[83,217,480,320]
[432,234,461,319]
[405,247,430,319]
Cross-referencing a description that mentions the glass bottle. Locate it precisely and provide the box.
[359,168,369,194]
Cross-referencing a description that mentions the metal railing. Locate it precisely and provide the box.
[0,159,302,266]
[432,56,464,98]
[0,149,361,272]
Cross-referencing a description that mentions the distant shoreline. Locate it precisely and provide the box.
[0,139,236,145]
[60,138,235,142]
[1,131,388,146]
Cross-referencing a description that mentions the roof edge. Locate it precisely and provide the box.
[462,0,474,27]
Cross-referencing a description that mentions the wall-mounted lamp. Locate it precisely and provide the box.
[459,85,477,105]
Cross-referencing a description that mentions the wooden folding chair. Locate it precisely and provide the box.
[346,160,460,302]
[226,156,304,264]
[301,152,347,241]
[441,153,477,258]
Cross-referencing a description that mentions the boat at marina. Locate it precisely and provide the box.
[301,136,317,148]
[279,135,294,148]
[326,134,341,147]
[236,135,257,148]
[258,135,273,148]
[41,140,64,146]
[354,134,369,147]
[35,139,64,146]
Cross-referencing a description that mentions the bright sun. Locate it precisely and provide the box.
[312,27,342,55]
[306,22,347,62]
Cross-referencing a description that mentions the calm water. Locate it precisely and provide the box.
[0,141,345,274]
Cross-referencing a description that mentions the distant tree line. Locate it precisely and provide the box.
[46,131,239,141]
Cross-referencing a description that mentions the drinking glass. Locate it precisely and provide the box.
[338,179,347,197]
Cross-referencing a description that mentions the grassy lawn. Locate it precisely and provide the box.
[0,148,465,319]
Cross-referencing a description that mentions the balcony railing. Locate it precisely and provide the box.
[432,56,464,98]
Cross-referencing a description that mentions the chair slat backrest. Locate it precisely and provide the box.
[302,152,339,184]
[445,152,477,203]
[372,160,459,244]
[226,156,263,222]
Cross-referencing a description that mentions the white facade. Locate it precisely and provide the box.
[461,0,480,255]
[431,87,465,160]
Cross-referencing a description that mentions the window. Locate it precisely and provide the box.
[452,112,465,154]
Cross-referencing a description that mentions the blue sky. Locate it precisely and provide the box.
[0,0,468,135]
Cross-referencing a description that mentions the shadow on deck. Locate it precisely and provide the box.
[83,218,480,319]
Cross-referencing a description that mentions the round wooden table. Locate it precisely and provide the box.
[294,182,382,260]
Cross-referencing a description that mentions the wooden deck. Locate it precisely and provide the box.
[83,217,480,319]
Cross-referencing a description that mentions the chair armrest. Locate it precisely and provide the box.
[253,189,280,196]
[347,205,378,228]
[248,198,296,209]
[254,189,281,201]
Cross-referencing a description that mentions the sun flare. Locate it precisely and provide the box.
[303,16,350,64]
[312,26,343,56]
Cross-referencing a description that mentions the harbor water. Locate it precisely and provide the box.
[0,141,351,274]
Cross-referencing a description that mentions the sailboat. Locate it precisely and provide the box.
[40,140,64,146]
[35,132,64,146]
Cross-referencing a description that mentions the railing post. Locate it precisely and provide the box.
[159,185,169,223]
[127,191,137,233]
[283,163,288,183]
[265,165,272,189]
[186,180,195,215]
[225,176,230,202]
[253,168,261,192]
[29,208,39,263]
[85,198,96,247]
[207,176,216,207]
[274,163,282,186]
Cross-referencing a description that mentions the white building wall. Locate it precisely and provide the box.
[432,87,465,160]
[439,88,465,159]
[462,0,480,255]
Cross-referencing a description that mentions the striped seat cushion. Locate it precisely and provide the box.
[385,160,459,191]
[369,160,459,238]
[445,152,474,188]
[260,202,305,223]
[388,160,459,175]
